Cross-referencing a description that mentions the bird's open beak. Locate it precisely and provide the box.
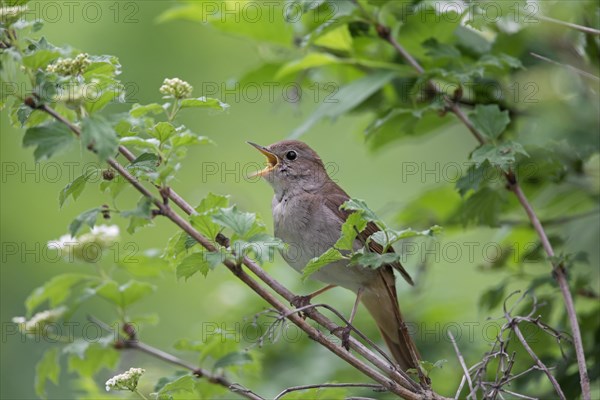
[247,142,279,178]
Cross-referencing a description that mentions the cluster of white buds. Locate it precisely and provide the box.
[12,307,66,334]
[0,5,28,24]
[105,368,145,392]
[47,225,120,263]
[159,77,193,99]
[46,53,91,76]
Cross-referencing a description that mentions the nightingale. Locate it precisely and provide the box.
[249,139,421,372]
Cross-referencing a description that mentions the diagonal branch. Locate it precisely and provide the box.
[364,14,591,400]
[37,103,447,400]
[87,316,264,400]
[273,382,386,400]
[447,331,476,400]
[538,15,600,36]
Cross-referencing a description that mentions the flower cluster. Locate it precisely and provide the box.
[0,5,27,24]
[105,368,145,392]
[12,307,66,334]
[159,77,193,99]
[46,53,91,76]
[47,225,120,263]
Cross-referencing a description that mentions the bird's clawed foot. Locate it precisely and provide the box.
[290,295,312,319]
[332,325,352,351]
[291,295,311,308]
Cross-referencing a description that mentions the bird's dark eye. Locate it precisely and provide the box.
[285,150,297,161]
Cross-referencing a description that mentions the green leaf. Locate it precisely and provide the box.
[195,193,230,214]
[120,280,156,306]
[35,347,60,399]
[469,105,510,139]
[480,283,506,312]
[236,234,284,264]
[130,103,164,118]
[459,187,505,227]
[156,375,196,400]
[214,352,252,369]
[150,121,176,142]
[84,83,124,114]
[121,196,153,234]
[67,343,119,377]
[335,212,368,250]
[340,199,380,223]
[419,359,447,374]
[302,248,345,281]
[170,132,213,148]
[369,226,442,248]
[348,251,400,269]
[22,48,60,70]
[423,38,461,60]
[190,214,222,243]
[176,252,212,280]
[471,141,529,172]
[69,208,101,236]
[212,206,258,238]
[81,115,118,161]
[313,24,353,52]
[364,102,449,152]
[158,2,293,46]
[25,273,91,315]
[128,152,159,173]
[180,97,229,111]
[120,136,161,153]
[276,53,341,79]
[58,172,93,207]
[22,121,75,161]
[94,279,156,307]
[455,162,494,197]
[290,70,397,138]
[118,250,169,278]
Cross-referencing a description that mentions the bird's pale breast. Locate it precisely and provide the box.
[272,192,377,292]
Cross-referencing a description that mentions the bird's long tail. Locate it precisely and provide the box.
[360,275,421,371]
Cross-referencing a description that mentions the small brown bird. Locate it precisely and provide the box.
[249,139,421,371]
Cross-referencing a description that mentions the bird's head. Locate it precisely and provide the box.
[248,140,329,196]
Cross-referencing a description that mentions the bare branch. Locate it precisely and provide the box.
[448,331,476,400]
[511,324,566,400]
[38,105,443,400]
[353,9,592,398]
[274,382,385,400]
[87,316,264,400]
[530,52,600,82]
[538,15,600,36]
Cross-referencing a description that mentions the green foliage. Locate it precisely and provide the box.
[3,0,599,399]
[22,122,74,161]
[304,198,440,279]
[469,104,510,140]
[34,348,60,399]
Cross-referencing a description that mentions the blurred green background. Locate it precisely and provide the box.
[1,1,598,399]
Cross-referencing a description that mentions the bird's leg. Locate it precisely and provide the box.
[336,287,363,351]
[291,284,337,309]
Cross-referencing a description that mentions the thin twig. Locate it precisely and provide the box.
[500,389,538,400]
[510,185,589,399]
[500,208,600,227]
[509,320,566,400]
[39,104,438,400]
[448,331,476,400]
[87,316,264,400]
[530,52,600,82]
[361,12,591,399]
[274,383,385,400]
[538,15,600,36]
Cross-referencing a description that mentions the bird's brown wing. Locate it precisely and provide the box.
[322,183,421,370]
[322,184,414,286]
